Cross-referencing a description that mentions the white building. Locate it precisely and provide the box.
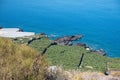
[0,28,35,38]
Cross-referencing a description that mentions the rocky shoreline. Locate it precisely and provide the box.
[0,27,106,56]
[52,34,106,56]
[13,32,106,56]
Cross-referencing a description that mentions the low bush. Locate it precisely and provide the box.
[0,37,47,80]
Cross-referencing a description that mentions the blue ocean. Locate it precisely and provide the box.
[0,0,120,57]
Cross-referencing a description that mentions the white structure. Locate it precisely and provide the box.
[0,28,35,38]
[86,47,90,51]
[0,28,20,32]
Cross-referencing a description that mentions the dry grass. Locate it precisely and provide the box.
[0,37,47,80]
[110,70,120,77]
[46,66,120,80]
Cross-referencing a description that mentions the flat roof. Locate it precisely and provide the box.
[0,28,35,38]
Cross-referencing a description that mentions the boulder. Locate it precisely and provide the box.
[40,32,46,35]
[54,34,83,46]
[86,47,90,51]
[71,35,83,41]
[75,43,87,48]
[96,49,106,56]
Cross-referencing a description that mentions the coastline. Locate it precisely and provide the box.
[0,28,120,77]
[0,27,119,58]
[0,27,110,57]
[0,27,106,56]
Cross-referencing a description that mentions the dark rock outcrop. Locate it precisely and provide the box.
[90,49,106,56]
[40,32,46,35]
[0,26,3,29]
[18,28,23,32]
[75,43,106,56]
[54,34,83,46]
[95,49,106,56]
[70,35,83,41]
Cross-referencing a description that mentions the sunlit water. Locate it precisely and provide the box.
[0,0,120,57]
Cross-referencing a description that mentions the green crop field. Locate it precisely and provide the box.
[13,35,120,72]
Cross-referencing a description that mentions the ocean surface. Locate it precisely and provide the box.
[0,0,120,57]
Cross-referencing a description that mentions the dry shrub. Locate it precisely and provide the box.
[46,66,83,80]
[46,66,69,80]
[72,74,83,80]
[110,70,120,77]
[0,37,47,80]
[46,66,120,80]
[73,72,120,80]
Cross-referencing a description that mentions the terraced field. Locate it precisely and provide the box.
[13,34,120,73]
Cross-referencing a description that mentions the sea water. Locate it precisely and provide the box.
[0,0,120,57]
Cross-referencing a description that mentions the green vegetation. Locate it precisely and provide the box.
[109,58,120,70]
[13,35,120,73]
[1,34,120,80]
[0,37,47,80]
[29,37,53,53]
[45,45,109,72]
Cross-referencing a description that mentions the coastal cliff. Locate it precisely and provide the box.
[0,30,120,80]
